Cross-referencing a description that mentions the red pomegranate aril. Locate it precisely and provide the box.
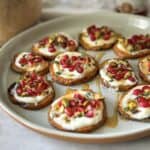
[85,110,94,118]
[142,86,150,92]
[90,100,97,108]
[16,87,22,95]
[137,97,150,108]
[58,100,62,107]
[71,56,78,61]
[128,76,136,82]
[48,45,56,52]
[76,106,84,112]
[103,33,110,40]
[39,37,49,45]
[133,89,143,96]
[89,33,96,41]
[115,73,124,80]
[19,57,27,65]
[27,89,34,96]
[79,57,85,61]
[68,40,75,47]
[63,55,69,60]
[65,107,74,117]
[76,65,84,73]
[128,39,133,44]
[107,67,117,74]
[68,66,75,72]
[69,100,76,107]
[34,57,42,63]
[31,73,37,80]
[87,25,96,33]
[86,104,93,111]
[20,80,26,87]
[41,82,48,90]
[74,93,85,102]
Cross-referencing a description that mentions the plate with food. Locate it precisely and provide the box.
[0,11,150,143]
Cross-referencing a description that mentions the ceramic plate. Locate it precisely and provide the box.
[0,11,150,143]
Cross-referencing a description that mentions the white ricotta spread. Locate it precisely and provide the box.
[12,84,52,105]
[15,52,45,72]
[49,90,104,130]
[121,85,150,120]
[82,29,117,47]
[99,59,137,90]
[53,52,97,79]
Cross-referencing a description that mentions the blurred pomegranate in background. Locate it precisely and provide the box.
[115,0,148,16]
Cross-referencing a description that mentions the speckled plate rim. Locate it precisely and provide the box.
[0,11,150,143]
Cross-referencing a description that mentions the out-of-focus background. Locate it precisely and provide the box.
[42,0,150,17]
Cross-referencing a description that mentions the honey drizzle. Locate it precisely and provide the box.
[95,75,102,96]
[65,87,75,94]
[96,52,104,62]
[105,92,122,128]
[82,83,90,90]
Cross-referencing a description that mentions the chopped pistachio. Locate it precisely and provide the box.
[124,107,129,111]
[127,100,137,110]
[64,116,70,122]
[62,98,69,107]
[56,71,62,75]
[54,61,59,64]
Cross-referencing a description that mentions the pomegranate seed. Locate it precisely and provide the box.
[74,93,85,102]
[133,89,143,96]
[68,40,75,47]
[71,56,78,61]
[86,104,93,111]
[19,57,27,65]
[89,32,96,41]
[142,85,150,92]
[69,100,76,107]
[16,87,22,95]
[20,80,25,87]
[128,39,133,44]
[85,110,94,118]
[48,45,56,52]
[74,106,84,113]
[31,73,37,80]
[107,67,117,74]
[63,55,69,60]
[76,65,84,73]
[128,76,136,82]
[87,25,97,33]
[137,97,150,108]
[34,57,42,63]
[58,100,62,107]
[65,107,74,117]
[68,66,75,72]
[39,37,49,45]
[115,73,124,80]
[90,100,97,108]
[103,33,110,40]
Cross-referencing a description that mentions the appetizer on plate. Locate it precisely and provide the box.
[32,33,78,60]
[99,58,137,91]
[79,25,118,51]
[139,55,150,83]
[11,52,49,74]
[118,85,150,121]
[113,34,150,59]
[48,90,106,132]
[8,72,55,110]
[49,51,98,85]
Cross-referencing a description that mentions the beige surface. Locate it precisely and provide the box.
[0,109,149,149]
